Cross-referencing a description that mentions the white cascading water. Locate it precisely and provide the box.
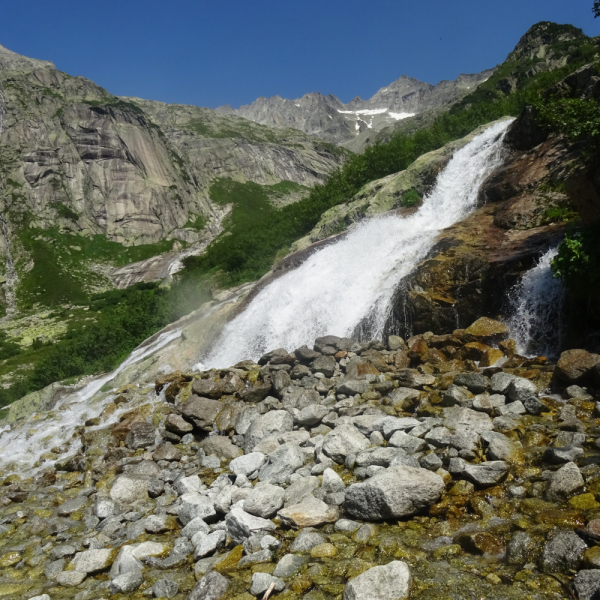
[505,247,565,358]
[0,328,182,472]
[202,118,514,368]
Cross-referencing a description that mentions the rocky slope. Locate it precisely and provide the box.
[2,319,600,599]
[219,71,493,146]
[0,43,346,312]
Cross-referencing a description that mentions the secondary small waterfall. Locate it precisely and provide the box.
[505,247,565,358]
[202,119,513,368]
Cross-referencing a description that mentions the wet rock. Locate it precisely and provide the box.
[152,579,179,599]
[188,570,229,600]
[343,560,412,600]
[337,379,371,395]
[180,396,223,430]
[546,461,584,501]
[544,445,584,464]
[443,406,494,434]
[290,530,327,552]
[464,317,509,344]
[454,373,490,394]
[57,571,87,586]
[57,495,87,516]
[125,422,156,449]
[490,372,517,394]
[522,396,547,415]
[278,495,340,528]
[273,553,309,577]
[541,529,587,573]
[45,560,66,578]
[556,349,600,384]
[250,572,285,596]
[110,571,144,594]
[574,570,600,600]
[344,465,444,520]
[70,548,114,574]
[322,424,370,464]
[192,379,224,399]
[481,431,518,461]
[178,493,217,525]
[442,385,473,408]
[194,530,227,559]
[295,404,330,426]
[388,431,428,453]
[506,531,533,565]
[456,532,504,555]
[243,483,285,518]
[464,461,508,487]
[312,355,337,377]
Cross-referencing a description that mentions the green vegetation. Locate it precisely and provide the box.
[401,189,422,208]
[552,226,600,294]
[541,206,579,225]
[0,283,173,409]
[52,202,80,222]
[184,213,208,232]
[536,96,600,152]
[16,223,176,308]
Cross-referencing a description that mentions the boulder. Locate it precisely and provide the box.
[295,404,329,426]
[70,549,114,574]
[344,465,444,520]
[200,436,243,460]
[153,442,182,462]
[229,452,267,477]
[165,413,193,436]
[546,461,584,501]
[278,495,340,528]
[541,529,587,573]
[244,410,294,452]
[187,571,229,600]
[110,475,149,505]
[443,406,494,434]
[454,373,490,394]
[464,461,508,487]
[556,349,600,384]
[322,424,369,464]
[464,317,509,344]
[273,553,309,577]
[258,442,304,484]
[243,484,285,518]
[250,573,285,596]
[343,561,412,600]
[312,355,337,377]
[180,396,223,431]
[574,570,600,600]
[225,505,276,544]
[284,476,320,506]
[337,379,371,396]
[125,422,156,449]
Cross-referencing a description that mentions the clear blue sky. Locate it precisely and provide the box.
[1,0,598,109]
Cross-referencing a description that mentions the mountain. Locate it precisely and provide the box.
[0,44,346,311]
[217,70,494,145]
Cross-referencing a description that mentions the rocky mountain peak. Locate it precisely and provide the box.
[509,21,587,62]
[0,42,55,71]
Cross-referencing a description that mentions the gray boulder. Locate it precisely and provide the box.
[125,422,156,449]
[454,373,490,394]
[225,505,276,544]
[344,465,444,520]
[152,579,179,599]
[250,573,285,596]
[507,377,538,402]
[337,379,371,396]
[343,561,412,600]
[541,529,586,573]
[295,404,330,427]
[284,476,320,506]
[322,424,369,464]
[244,411,293,452]
[229,452,266,477]
[273,553,309,577]
[278,495,340,528]
[443,406,493,434]
[187,571,229,600]
[290,530,327,552]
[490,372,517,394]
[574,570,600,600]
[193,530,227,559]
[109,571,144,594]
[388,431,427,453]
[243,484,285,518]
[258,443,304,484]
[506,531,532,566]
[464,461,508,487]
[545,461,584,502]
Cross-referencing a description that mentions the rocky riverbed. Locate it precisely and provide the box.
[2,317,600,600]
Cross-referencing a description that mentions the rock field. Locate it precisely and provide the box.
[2,317,600,599]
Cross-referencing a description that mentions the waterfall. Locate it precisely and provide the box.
[505,247,565,359]
[202,119,513,368]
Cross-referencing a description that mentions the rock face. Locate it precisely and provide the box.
[344,465,444,520]
[0,43,346,308]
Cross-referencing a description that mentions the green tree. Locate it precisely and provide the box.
[594,1,600,17]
